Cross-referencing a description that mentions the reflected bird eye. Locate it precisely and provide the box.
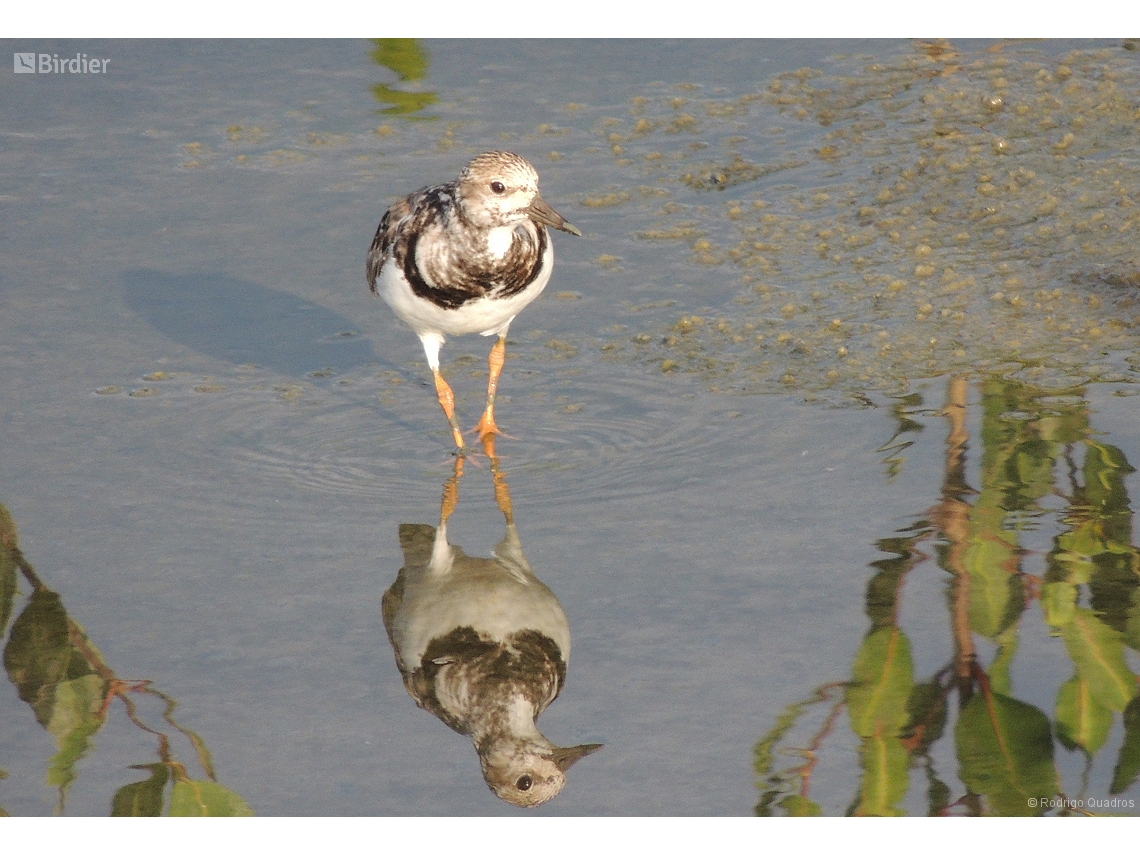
[516,775,533,791]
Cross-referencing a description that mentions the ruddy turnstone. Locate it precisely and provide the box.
[366,151,581,450]
[382,456,601,807]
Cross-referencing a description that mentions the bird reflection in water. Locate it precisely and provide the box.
[382,439,601,807]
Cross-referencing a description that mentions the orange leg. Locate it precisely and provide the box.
[432,369,465,450]
[479,431,497,460]
[487,440,514,524]
[440,455,464,524]
[474,335,507,441]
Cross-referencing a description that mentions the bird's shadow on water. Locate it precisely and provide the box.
[121,269,509,449]
[122,268,387,377]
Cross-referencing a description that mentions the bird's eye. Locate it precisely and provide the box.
[490,181,506,195]
[516,775,533,791]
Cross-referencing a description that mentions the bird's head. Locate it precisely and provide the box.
[478,739,602,808]
[457,151,581,237]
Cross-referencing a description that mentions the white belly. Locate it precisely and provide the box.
[392,554,572,667]
[377,243,554,339]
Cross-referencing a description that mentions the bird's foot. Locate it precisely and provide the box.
[470,412,517,443]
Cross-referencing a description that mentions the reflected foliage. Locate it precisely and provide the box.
[382,438,601,808]
[757,375,1140,815]
[371,39,438,117]
[0,503,250,816]
[876,392,927,481]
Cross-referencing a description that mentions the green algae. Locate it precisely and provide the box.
[593,41,1140,402]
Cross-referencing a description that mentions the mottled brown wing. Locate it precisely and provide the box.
[366,194,413,293]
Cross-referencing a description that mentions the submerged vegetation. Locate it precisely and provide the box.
[593,41,1140,401]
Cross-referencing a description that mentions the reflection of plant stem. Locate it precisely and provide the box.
[969,655,1022,780]
[754,681,849,814]
[118,688,173,765]
[939,376,971,502]
[789,687,846,798]
[8,540,219,786]
[168,760,191,784]
[8,542,46,592]
[1078,752,1093,803]
[147,686,217,782]
[944,792,983,816]
[932,376,977,685]
[70,624,115,683]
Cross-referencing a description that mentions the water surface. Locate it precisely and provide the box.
[2,39,1140,816]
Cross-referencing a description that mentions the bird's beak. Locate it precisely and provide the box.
[550,743,603,772]
[527,195,582,236]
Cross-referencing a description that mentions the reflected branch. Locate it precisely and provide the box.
[755,372,1140,814]
[790,687,847,799]
[148,685,218,782]
[932,375,977,684]
[0,500,249,815]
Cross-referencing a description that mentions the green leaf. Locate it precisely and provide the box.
[956,690,1057,816]
[1041,581,1077,629]
[0,503,17,548]
[1055,674,1113,755]
[853,733,909,816]
[754,695,812,778]
[902,679,948,752]
[1061,608,1138,712]
[1089,554,1140,634]
[962,511,1023,639]
[923,765,952,816]
[370,85,439,117]
[778,794,823,816]
[1126,587,1140,654]
[1111,693,1140,794]
[988,627,1019,696]
[169,780,253,817]
[1012,442,1058,503]
[1051,549,1095,586]
[3,589,94,726]
[45,674,107,791]
[1083,441,1135,544]
[112,764,169,817]
[1056,524,1107,564]
[846,626,914,738]
[370,38,429,82]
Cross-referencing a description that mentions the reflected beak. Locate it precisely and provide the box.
[551,743,604,772]
[527,195,582,236]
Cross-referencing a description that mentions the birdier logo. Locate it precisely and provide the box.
[13,52,110,74]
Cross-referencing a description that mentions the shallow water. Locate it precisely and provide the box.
[2,39,1140,816]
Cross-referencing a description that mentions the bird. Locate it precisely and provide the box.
[366,151,581,451]
[382,455,601,807]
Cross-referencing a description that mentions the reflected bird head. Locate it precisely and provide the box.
[480,740,603,808]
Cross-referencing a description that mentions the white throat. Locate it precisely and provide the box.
[485,225,516,260]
